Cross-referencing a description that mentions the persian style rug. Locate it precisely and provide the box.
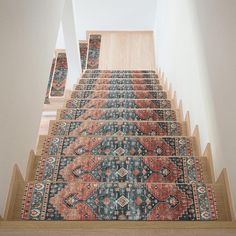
[86,35,101,69]
[65,99,171,109]
[22,182,217,220]
[58,109,177,121]
[35,155,203,183]
[44,58,56,104]
[79,42,88,71]
[71,90,167,99]
[50,53,68,97]
[49,121,182,136]
[75,84,163,91]
[22,70,218,221]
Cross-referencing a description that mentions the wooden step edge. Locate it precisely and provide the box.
[203,143,216,183]
[25,150,41,182]
[3,164,25,220]
[36,135,48,156]
[214,168,235,221]
[79,40,88,44]
[192,125,202,157]
[48,120,58,135]
[1,220,236,229]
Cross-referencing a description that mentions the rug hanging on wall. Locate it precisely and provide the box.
[86,34,101,69]
[79,42,88,71]
[50,53,68,97]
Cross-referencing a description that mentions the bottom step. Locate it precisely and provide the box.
[22,182,217,221]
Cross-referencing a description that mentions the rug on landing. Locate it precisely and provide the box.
[79,42,88,71]
[86,34,101,69]
[71,90,167,99]
[44,58,56,104]
[41,136,193,157]
[49,121,182,136]
[21,182,217,220]
[50,53,68,97]
[58,109,177,121]
[35,155,203,183]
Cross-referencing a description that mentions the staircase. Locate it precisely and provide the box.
[20,69,222,221]
[1,32,236,235]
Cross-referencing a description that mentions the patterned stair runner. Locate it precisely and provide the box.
[21,70,217,221]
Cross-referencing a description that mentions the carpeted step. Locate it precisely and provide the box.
[84,70,156,73]
[71,90,167,99]
[58,109,177,121]
[40,136,193,157]
[75,84,162,91]
[65,99,171,109]
[78,78,159,85]
[82,73,158,78]
[21,181,217,220]
[48,121,182,136]
[35,155,203,183]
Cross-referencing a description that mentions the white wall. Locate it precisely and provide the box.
[73,0,157,39]
[56,23,66,49]
[155,0,236,211]
[0,0,65,215]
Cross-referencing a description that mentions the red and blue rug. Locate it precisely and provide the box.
[22,70,217,221]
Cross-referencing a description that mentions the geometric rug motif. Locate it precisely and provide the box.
[71,90,167,99]
[50,53,68,97]
[41,136,193,157]
[79,78,159,85]
[65,99,172,109]
[75,84,163,91]
[58,109,177,121]
[49,121,182,136]
[44,58,56,104]
[82,73,158,78]
[86,35,101,70]
[35,155,203,184]
[22,182,217,220]
[79,42,88,71]
[84,70,156,73]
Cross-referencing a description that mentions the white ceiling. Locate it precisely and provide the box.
[73,0,157,39]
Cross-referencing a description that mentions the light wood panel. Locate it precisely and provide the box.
[90,31,156,69]
[4,165,25,220]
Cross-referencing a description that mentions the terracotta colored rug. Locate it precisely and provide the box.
[50,53,68,97]
[22,182,216,220]
[86,35,101,69]
[79,42,88,71]
[35,155,203,183]
[22,70,217,221]
[58,109,177,121]
[49,121,182,136]
[75,84,163,91]
[71,90,167,99]
[65,99,171,109]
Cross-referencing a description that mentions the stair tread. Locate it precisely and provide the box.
[65,99,171,109]
[35,155,203,183]
[21,181,217,221]
[49,120,183,136]
[40,136,194,157]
